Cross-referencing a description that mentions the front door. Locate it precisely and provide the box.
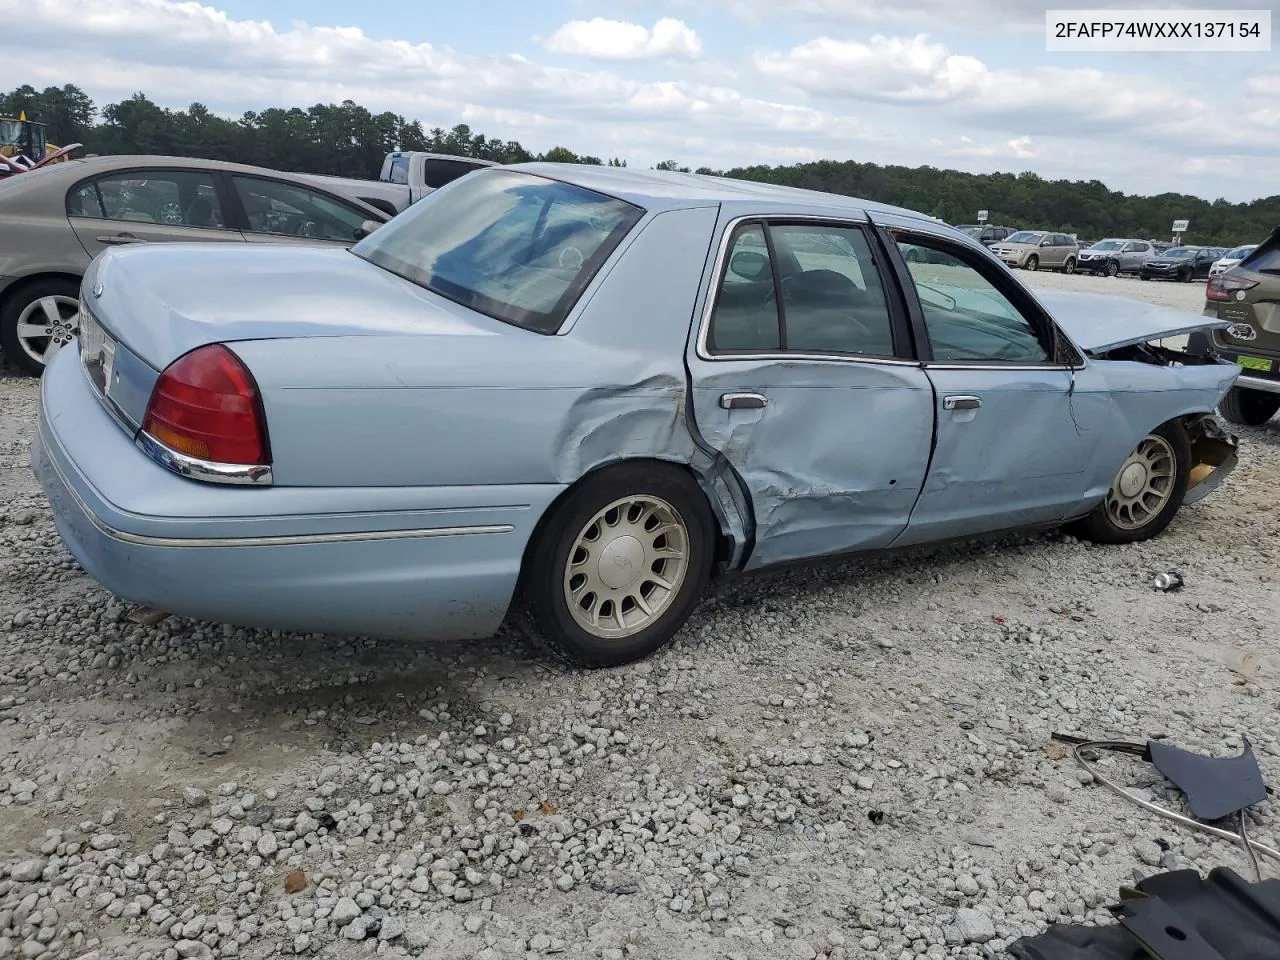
[687,217,934,568]
[67,168,244,257]
[883,227,1101,545]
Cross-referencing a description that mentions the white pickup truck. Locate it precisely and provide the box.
[301,152,499,216]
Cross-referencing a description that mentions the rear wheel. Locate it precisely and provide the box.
[1071,421,1190,545]
[0,279,82,376]
[1063,257,1076,274]
[515,463,714,668]
[1025,255,1039,271]
[1219,387,1280,427]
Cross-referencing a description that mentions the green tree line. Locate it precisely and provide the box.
[4,84,1275,245]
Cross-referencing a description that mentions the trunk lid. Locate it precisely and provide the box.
[84,242,506,370]
[1037,288,1229,353]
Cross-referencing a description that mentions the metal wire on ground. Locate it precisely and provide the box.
[1070,739,1275,881]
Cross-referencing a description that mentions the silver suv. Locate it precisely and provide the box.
[1077,238,1157,277]
[989,231,1080,272]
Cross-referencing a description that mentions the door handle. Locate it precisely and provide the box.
[720,393,768,410]
[943,395,981,411]
[97,234,148,244]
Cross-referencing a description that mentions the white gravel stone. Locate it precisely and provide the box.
[955,908,997,943]
[331,897,361,926]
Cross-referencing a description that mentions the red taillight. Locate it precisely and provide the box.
[1206,273,1258,302]
[142,345,269,465]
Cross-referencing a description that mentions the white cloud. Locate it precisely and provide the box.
[949,135,1038,160]
[543,17,702,61]
[752,32,1274,157]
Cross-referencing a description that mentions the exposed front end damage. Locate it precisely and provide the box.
[1182,414,1239,505]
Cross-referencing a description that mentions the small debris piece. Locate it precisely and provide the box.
[128,607,172,626]
[539,799,556,815]
[1045,741,1069,761]
[513,809,525,822]
[284,869,307,894]
[1152,571,1184,592]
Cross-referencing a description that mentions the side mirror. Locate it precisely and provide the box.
[729,250,769,281]
[355,219,383,240]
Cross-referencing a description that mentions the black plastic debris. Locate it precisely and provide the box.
[1148,738,1268,822]
[1009,867,1280,959]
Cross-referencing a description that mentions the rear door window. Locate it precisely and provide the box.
[68,171,226,228]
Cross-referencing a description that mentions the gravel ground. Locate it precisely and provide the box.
[2,270,1279,960]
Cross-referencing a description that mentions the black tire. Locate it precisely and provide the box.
[0,278,81,377]
[1106,259,1120,277]
[1140,274,1150,281]
[1025,255,1039,271]
[1063,257,1076,275]
[1070,421,1191,545]
[1178,269,1191,283]
[1219,387,1280,427]
[515,463,715,668]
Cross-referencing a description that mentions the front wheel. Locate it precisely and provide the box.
[515,463,714,668]
[1219,387,1280,426]
[1107,260,1120,277]
[1025,255,1039,271]
[1070,422,1190,545]
[0,279,82,377]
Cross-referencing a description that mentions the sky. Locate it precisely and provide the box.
[1,0,1276,203]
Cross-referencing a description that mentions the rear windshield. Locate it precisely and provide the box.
[1241,238,1280,275]
[353,170,644,333]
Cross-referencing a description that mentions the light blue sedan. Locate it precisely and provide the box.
[33,164,1241,667]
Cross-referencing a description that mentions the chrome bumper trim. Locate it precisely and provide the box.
[1235,375,1280,396]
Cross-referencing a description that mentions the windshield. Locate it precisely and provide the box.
[1225,245,1255,260]
[1089,240,1123,251]
[1161,247,1192,258]
[353,170,643,333]
[1005,231,1040,244]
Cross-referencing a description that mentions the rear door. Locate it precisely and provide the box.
[875,221,1102,544]
[227,175,375,248]
[686,215,935,569]
[67,168,244,256]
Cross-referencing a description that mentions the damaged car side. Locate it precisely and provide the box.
[32,165,1240,668]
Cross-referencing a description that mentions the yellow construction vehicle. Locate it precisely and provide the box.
[0,111,81,178]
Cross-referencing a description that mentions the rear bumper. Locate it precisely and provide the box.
[1236,374,1280,396]
[32,346,564,640]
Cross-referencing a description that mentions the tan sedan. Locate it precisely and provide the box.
[0,155,388,375]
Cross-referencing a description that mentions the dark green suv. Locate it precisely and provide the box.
[1198,226,1280,425]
